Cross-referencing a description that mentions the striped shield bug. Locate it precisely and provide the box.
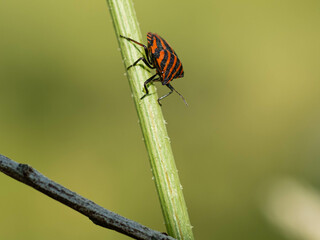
[120,33,187,106]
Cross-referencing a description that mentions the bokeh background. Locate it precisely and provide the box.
[1,0,320,239]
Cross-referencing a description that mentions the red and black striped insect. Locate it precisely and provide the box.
[120,32,187,106]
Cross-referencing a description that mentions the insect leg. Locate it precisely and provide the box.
[127,57,155,70]
[120,35,155,69]
[157,87,173,106]
[144,48,153,67]
[140,74,159,100]
[158,84,188,106]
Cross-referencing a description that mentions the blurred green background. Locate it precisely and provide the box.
[1,0,320,239]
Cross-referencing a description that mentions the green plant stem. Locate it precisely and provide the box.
[106,1,194,240]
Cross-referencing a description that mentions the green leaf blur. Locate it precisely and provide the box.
[0,0,319,239]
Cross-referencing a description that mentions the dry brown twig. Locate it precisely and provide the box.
[0,154,175,240]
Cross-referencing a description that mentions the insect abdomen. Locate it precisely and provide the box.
[147,32,184,84]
